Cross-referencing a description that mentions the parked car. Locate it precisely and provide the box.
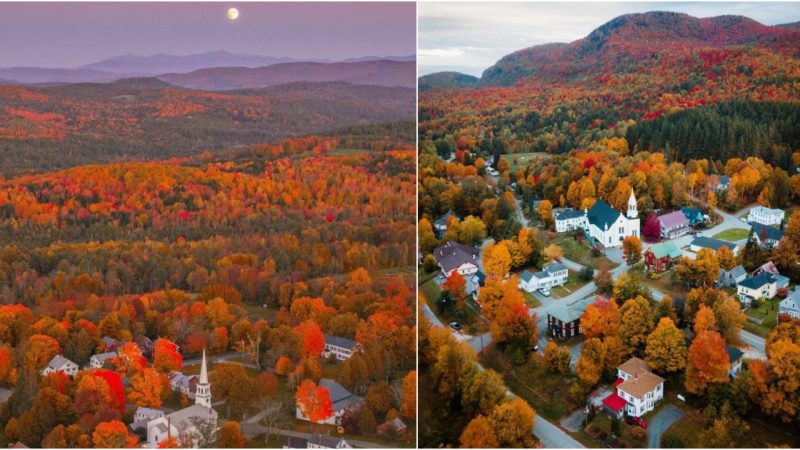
[539,288,551,297]
[533,344,540,352]
[626,416,648,429]
[449,321,462,331]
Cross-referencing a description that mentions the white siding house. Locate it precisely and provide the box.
[518,262,568,292]
[748,206,785,226]
[40,355,79,378]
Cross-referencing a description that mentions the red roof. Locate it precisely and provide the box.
[613,377,624,386]
[603,392,627,412]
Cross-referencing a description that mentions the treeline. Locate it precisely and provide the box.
[626,101,800,167]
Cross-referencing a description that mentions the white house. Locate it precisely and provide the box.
[88,351,117,369]
[658,210,691,239]
[147,351,217,448]
[753,261,790,289]
[737,273,778,306]
[602,357,664,419]
[518,262,568,292]
[778,288,800,320]
[727,346,744,379]
[40,355,79,378]
[433,241,480,278]
[748,206,785,226]
[554,208,587,233]
[718,265,747,288]
[296,379,363,426]
[131,407,165,431]
[323,335,357,361]
[170,372,199,398]
[285,434,352,449]
[584,191,640,248]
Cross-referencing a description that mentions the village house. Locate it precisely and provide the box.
[643,242,682,273]
[737,273,778,306]
[752,261,790,289]
[433,210,458,238]
[101,336,120,352]
[727,345,744,379]
[285,434,352,449]
[718,265,747,288]
[554,208,587,233]
[322,335,357,361]
[377,417,407,436]
[518,262,568,292]
[583,191,640,248]
[778,288,800,320]
[147,351,217,448]
[40,355,79,378]
[602,357,664,419]
[658,210,691,239]
[135,334,155,357]
[170,372,199,398]
[296,379,363,426]
[88,351,117,369]
[130,407,165,432]
[747,206,785,226]
[710,175,731,192]
[749,222,785,249]
[681,207,705,226]
[547,296,594,339]
[689,236,738,255]
[433,241,480,278]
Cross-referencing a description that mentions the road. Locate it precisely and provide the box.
[647,405,685,448]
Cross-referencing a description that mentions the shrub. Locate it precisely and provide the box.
[663,435,685,448]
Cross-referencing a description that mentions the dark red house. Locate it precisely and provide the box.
[644,242,682,273]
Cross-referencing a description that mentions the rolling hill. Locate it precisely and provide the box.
[479,12,800,86]
[0,79,414,175]
[418,71,479,91]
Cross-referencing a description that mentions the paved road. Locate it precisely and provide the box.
[241,423,390,449]
[647,405,685,448]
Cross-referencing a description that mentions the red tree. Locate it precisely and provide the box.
[643,214,661,242]
[295,379,334,424]
[293,320,325,358]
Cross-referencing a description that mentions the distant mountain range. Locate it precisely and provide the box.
[0,51,416,87]
[420,12,800,88]
[159,60,415,90]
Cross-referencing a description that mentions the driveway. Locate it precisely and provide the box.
[647,405,685,448]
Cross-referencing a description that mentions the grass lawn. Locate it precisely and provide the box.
[523,291,542,308]
[712,228,750,241]
[642,270,689,299]
[502,152,551,172]
[551,271,591,299]
[743,297,781,337]
[555,236,619,273]
[584,413,646,448]
[479,345,581,420]
[662,409,800,448]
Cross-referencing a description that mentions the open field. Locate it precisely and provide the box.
[712,228,750,241]
[502,152,552,171]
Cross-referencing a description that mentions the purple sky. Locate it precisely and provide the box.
[0,2,416,68]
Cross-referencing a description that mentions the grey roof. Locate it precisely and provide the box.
[587,200,621,230]
[101,336,118,346]
[726,345,744,363]
[749,222,785,242]
[165,404,217,431]
[286,437,309,448]
[738,273,774,290]
[543,262,567,274]
[534,271,549,279]
[434,210,458,227]
[555,208,584,221]
[47,354,75,370]
[309,434,348,448]
[520,270,535,282]
[718,175,731,185]
[319,378,363,412]
[135,406,164,419]
[433,241,479,273]
[91,352,117,364]
[723,265,747,280]
[780,291,800,311]
[548,297,594,324]
[324,335,356,351]
[691,236,736,251]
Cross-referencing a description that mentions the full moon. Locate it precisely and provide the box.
[227,7,239,20]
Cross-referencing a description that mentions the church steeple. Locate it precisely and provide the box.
[195,349,211,408]
[627,189,638,219]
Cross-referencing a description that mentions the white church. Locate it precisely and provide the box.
[555,189,640,248]
[146,350,218,448]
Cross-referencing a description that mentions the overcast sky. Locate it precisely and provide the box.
[0,2,416,68]
[419,2,800,77]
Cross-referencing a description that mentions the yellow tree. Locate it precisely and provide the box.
[576,338,605,386]
[715,246,736,271]
[127,368,163,408]
[538,200,554,230]
[645,318,687,373]
[542,244,563,264]
[685,330,730,395]
[622,236,642,266]
[483,242,511,280]
[460,416,498,448]
[488,398,536,448]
